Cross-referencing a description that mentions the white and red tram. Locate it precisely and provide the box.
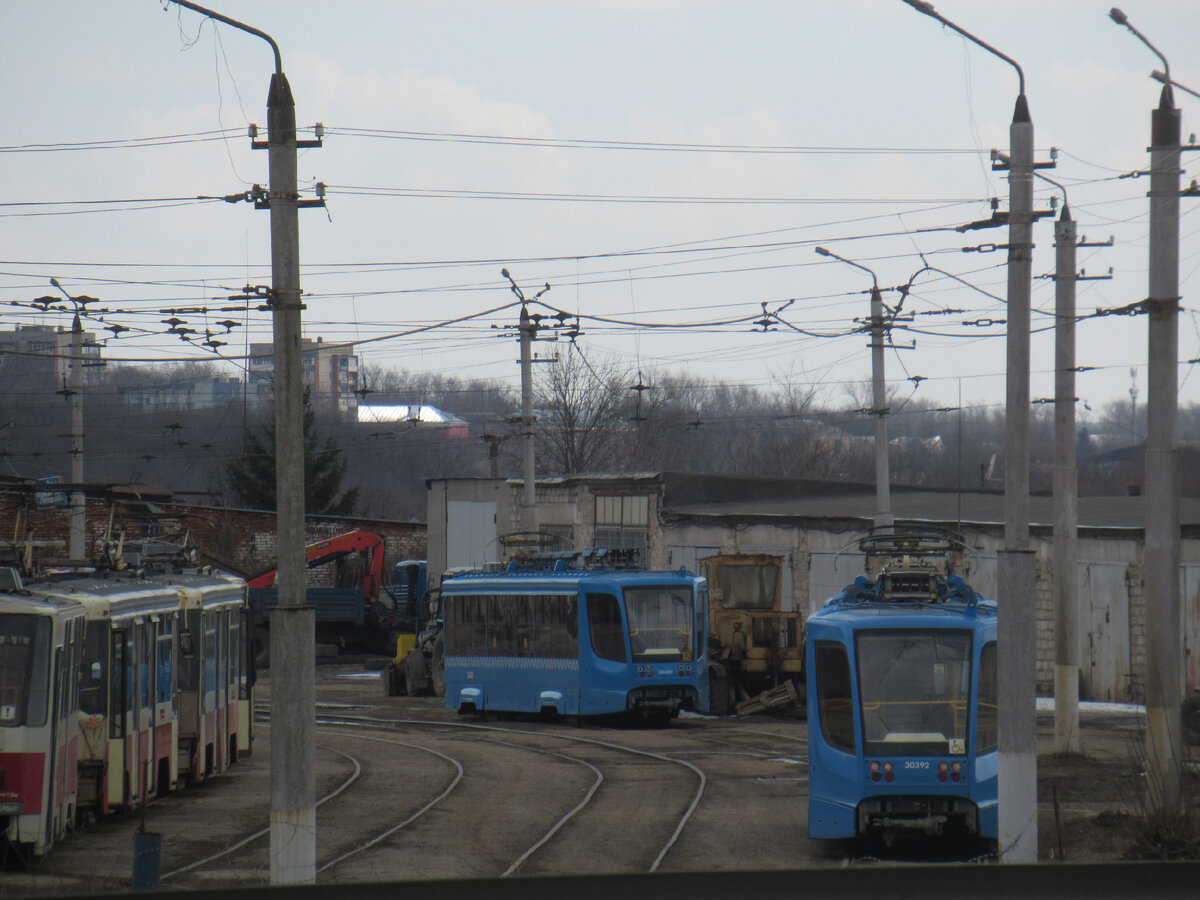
[0,575,86,860]
[147,571,253,779]
[0,566,253,864]
[35,575,188,816]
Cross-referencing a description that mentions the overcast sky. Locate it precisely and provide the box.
[4,0,1200,422]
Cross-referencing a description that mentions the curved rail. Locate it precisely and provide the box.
[313,713,707,873]
[315,729,465,875]
[498,746,603,877]
[161,734,362,881]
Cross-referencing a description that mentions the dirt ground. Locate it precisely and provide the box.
[4,665,1199,895]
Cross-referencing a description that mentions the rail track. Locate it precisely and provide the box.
[5,667,1163,896]
[152,707,709,884]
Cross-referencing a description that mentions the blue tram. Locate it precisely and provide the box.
[442,553,708,721]
[805,536,998,843]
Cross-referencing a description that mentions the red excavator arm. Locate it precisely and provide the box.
[246,530,385,599]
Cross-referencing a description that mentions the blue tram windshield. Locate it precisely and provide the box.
[0,613,51,726]
[623,586,695,662]
[856,630,972,756]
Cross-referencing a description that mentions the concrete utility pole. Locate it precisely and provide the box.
[1144,60,1186,826]
[519,304,536,533]
[814,247,892,529]
[1048,197,1112,755]
[263,60,316,887]
[1110,6,1187,817]
[68,313,84,559]
[996,82,1039,869]
[904,0,1048,863]
[169,1,321,883]
[46,279,95,560]
[1052,203,1081,755]
[501,269,550,535]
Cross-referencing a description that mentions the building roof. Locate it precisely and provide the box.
[656,472,1200,533]
[357,404,466,426]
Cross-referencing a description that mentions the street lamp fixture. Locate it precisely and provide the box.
[1109,8,1169,83]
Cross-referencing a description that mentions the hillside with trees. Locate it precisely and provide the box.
[1,356,1195,522]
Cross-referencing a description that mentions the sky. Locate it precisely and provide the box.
[4,0,1200,425]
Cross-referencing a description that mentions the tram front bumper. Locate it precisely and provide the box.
[857,795,980,837]
[627,684,698,713]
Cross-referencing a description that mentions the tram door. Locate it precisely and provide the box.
[217,610,228,769]
[108,630,128,808]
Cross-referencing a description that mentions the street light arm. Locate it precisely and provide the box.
[501,267,525,302]
[903,0,1025,98]
[166,0,282,74]
[1034,171,1068,208]
[814,246,878,289]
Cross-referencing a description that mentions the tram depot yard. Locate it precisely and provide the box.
[3,662,1185,895]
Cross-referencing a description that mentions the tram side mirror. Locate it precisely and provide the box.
[90,661,103,683]
[180,633,196,659]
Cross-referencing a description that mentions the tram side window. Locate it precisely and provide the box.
[534,595,578,659]
[178,611,199,692]
[816,642,856,753]
[138,622,151,709]
[587,593,627,662]
[110,632,129,739]
[156,619,173,705]
[977,641,998,753]
[203,612,217,706]
[80,621,108,715]
[0,614,50,726]
[230,617,242,699]
[447,595,487,656]
[487,595,534,657]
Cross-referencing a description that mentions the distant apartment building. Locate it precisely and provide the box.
[118,375,268,413]
[248,337,360,414]
[0,324,103,385]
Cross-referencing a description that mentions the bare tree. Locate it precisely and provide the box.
[534,348,631,475]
